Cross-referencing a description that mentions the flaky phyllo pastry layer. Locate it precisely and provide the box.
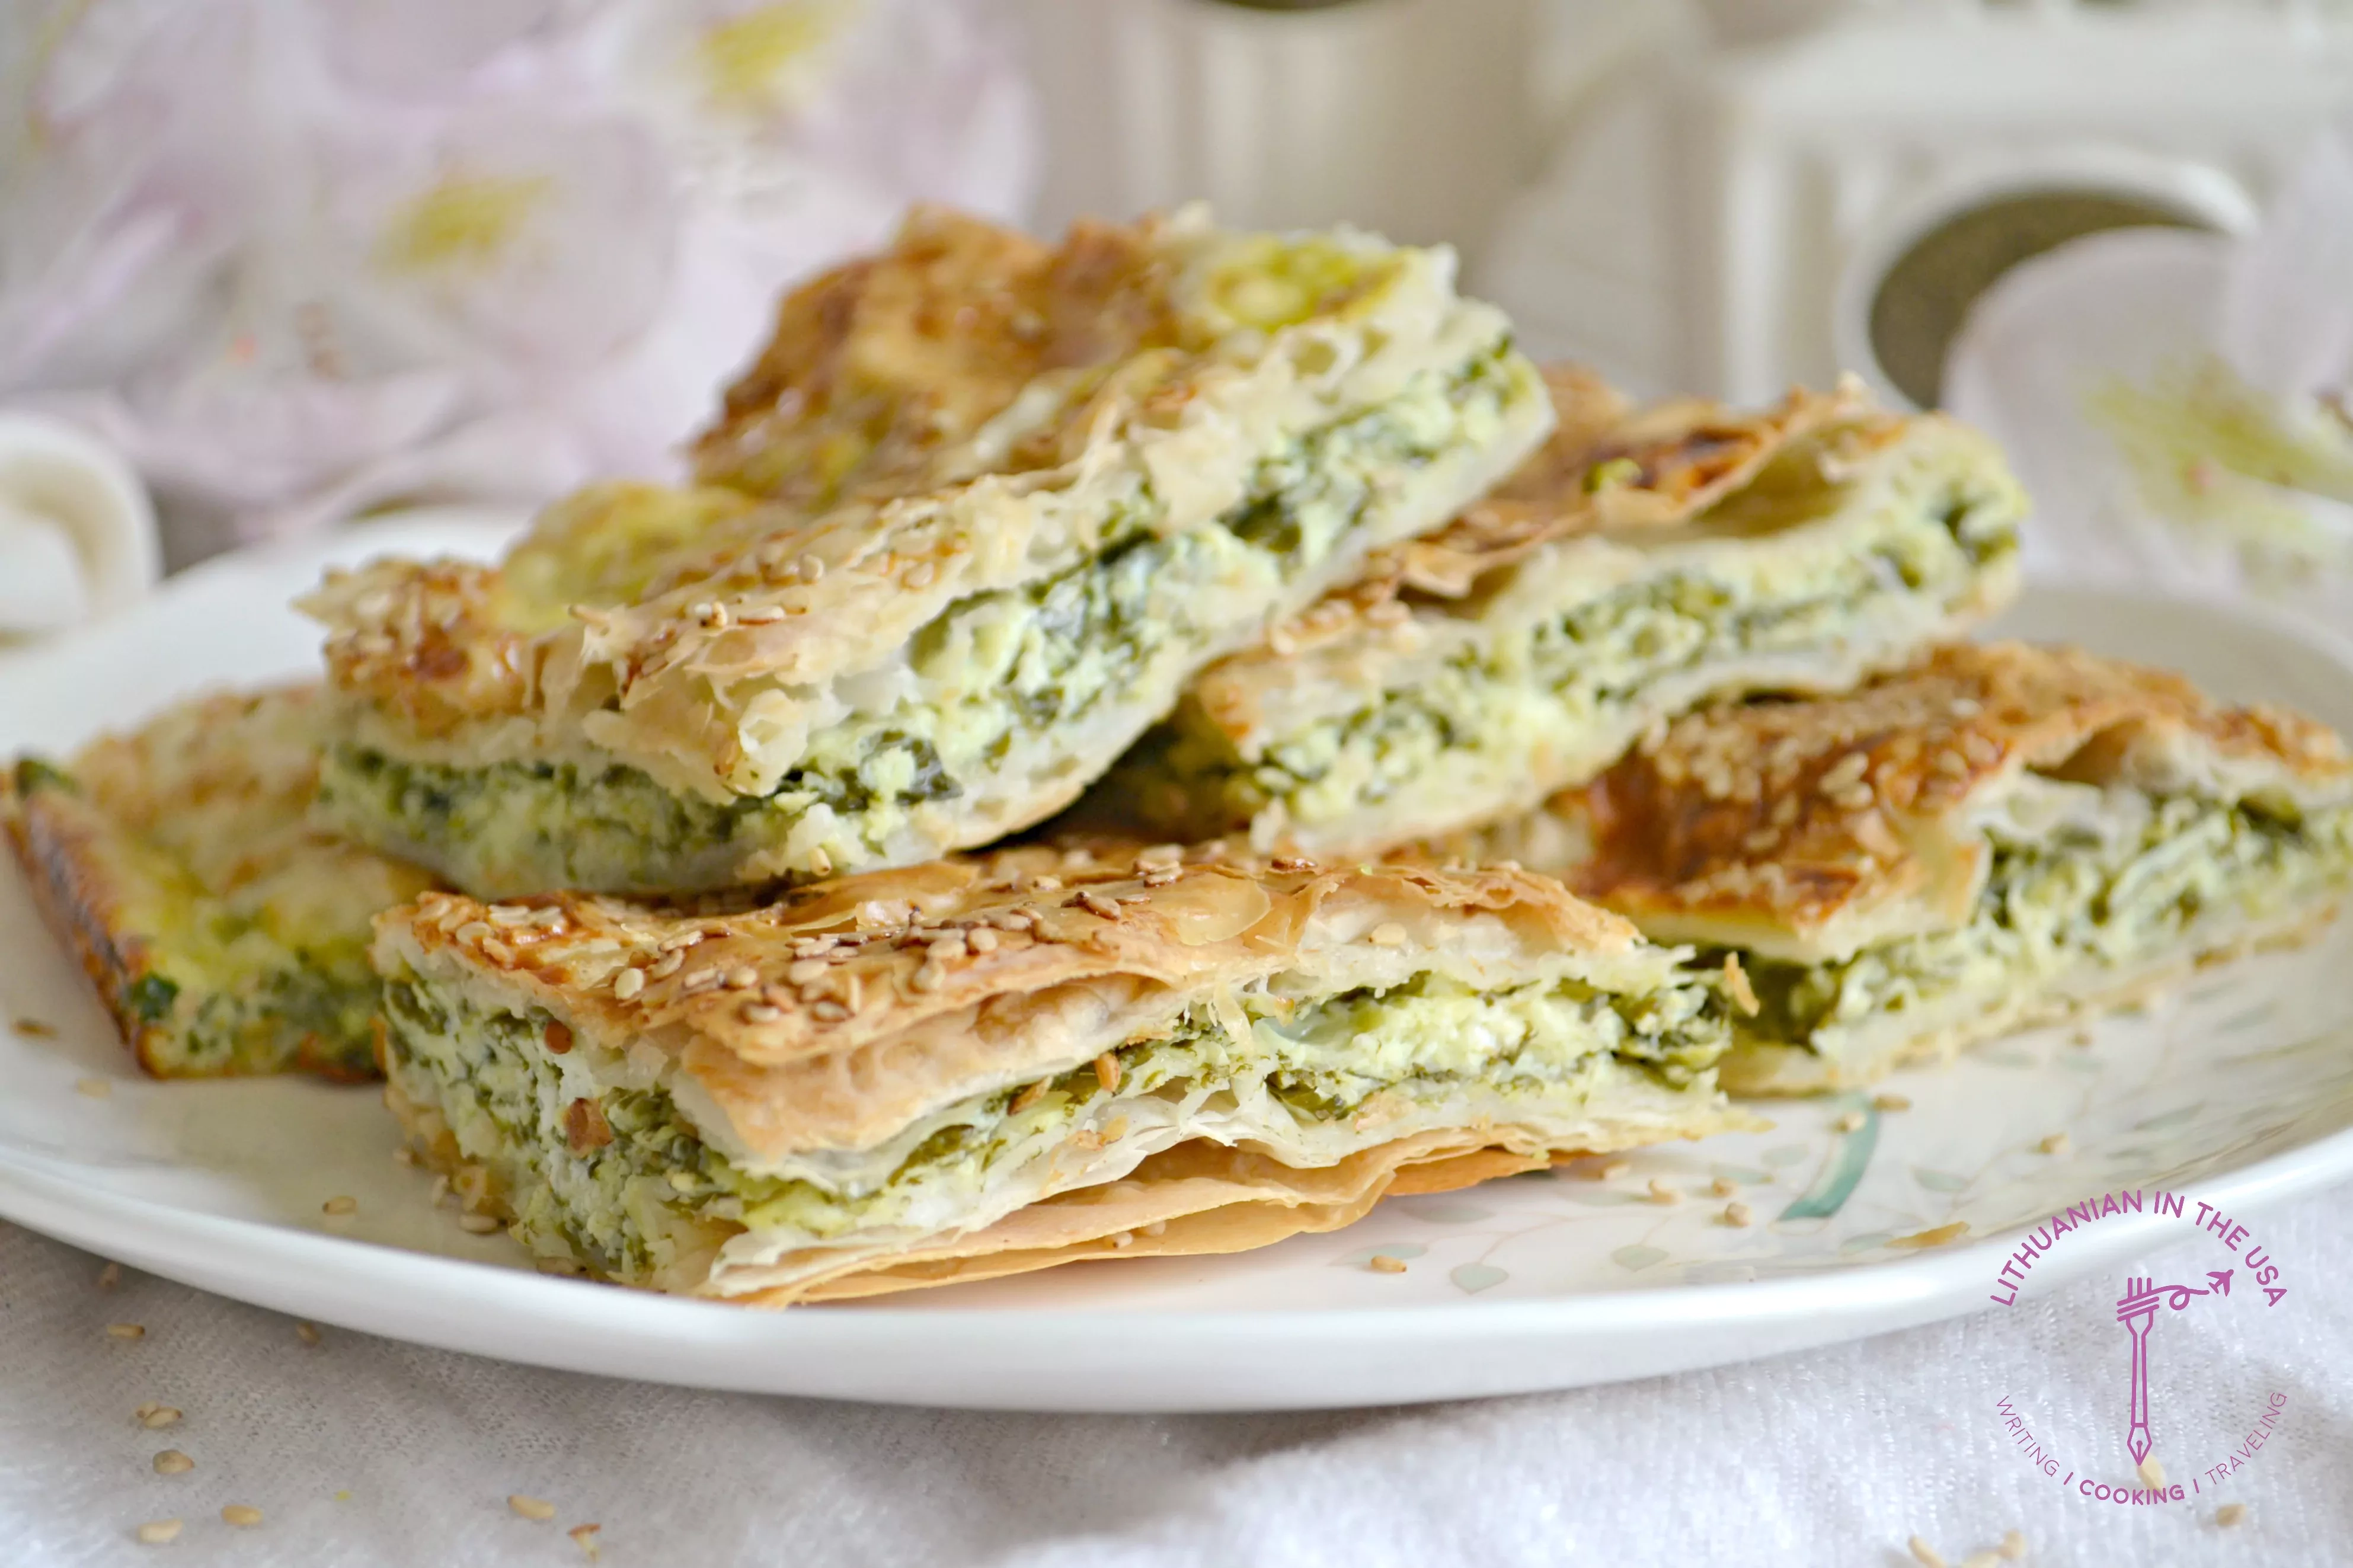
[5,687,437,1079]
[370,848,1740,1304]
[1107,369,2025,854]
[1465,643,2353,1093]
[303,207,1553,898]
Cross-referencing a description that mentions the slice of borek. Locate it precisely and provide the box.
[1107,369,2025,855]
[5,687,439,1079]
[302,206,1552,897]
[370,849,1738,1304]
[1465,642,2353,1094]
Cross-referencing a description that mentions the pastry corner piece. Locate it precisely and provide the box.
[303,205,1553,898]
[1469,642,2353,1093]
[4,687,437,1079]
[370,847,1741,1305]
[1106,368,2025,855]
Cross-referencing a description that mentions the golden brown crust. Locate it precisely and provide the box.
[5,763,171,1074]
[379,843,1654,1161]
[692,206,1188,505]
[1543,642,2353,956]
[1217,372,1881,677]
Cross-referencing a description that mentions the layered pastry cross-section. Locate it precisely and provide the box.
[305,207,1553,897]
[1465,643,2353,1093]
[5,687,437,1079]
[1111,370,2025,854]
[372,848,1739,1304]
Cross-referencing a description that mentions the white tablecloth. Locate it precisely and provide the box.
[4,1193,2347,1567]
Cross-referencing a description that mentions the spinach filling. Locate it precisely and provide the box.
[1153,459,2020,832]
[323,343,1528,891]
[1729,795,2353,1056]
[380,965,1724,1283]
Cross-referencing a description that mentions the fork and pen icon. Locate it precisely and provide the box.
[2117,1271,2234,1463]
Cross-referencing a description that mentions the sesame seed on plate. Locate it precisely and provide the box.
[1833,1111,1865,1134]
[2138,1456,2166,1489]
[221,1505,263,1527]
[2216,1503,2247,1527]
[1708,1177,1737,1198]
[510,1495,557,1521]
[1095,1053,1122,1093]
[322,1196,357,1217]
[152,1450,193,1475]
[1959,1553,1999,1568]
[1722,1202,1753,1228]
[459,1214,503,1235]
[138,1404,181,1429]
[2037,1132,2071,1156]
[570,1522,603,1558]
[1906,1537,1946,1568]
[107,1323,145,1340]
[1874,1093,1912,1112]
[1647,1180,1678,1205]
[14,1017,56,1037]
[1599,1160,1631,1180]
[135,1520,181,1545]
[1367,1255,1408,1274]
[97,1263,120,1290]
[1997,1530,2027,1559]
[75,1077,111,1098]
[296,1322,322,1347]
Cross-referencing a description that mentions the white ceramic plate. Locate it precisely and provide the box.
[4,521,2352,1413]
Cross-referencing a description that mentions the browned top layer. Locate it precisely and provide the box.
[1553,641,2353,945]
[690,206,1186,507]
[386,842,1645,1075]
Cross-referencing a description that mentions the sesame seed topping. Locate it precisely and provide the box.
[1367,1255,1408,1274]
[479,937,515,966]
[222,1505,263,1528]
[135,1519,182,1545]
[798,554,823,582]
[108,1323,145,1340]
[458,1214,503,1235]
[1095,1052,1122,1093]
[1011,1080,1048,1114]
[785,958,828,984]
[742,1003,784,1023]
[811,1000,849,1022]
[455,921,493,943]
[724,965,759,990]
[1722,953,1759,1016]
[1075,890,1121,920]
[658,929,704,952]
[611,968,645,1000]
[680,968,722,995]
[322,1195,358,1216]
[1722,1202,1753,1227]
[509,1495,558,1522]
[808,846,833,877]
[910,963,945,993]
[648,950,685,980]
[2037,1132,2070,1156]
[905,560,936,589]
[152,1449,193,1475]
[1030,875,1061,892]
[1270,855,1317,872]
[1369,923,1406,946]
[967,927,999,953]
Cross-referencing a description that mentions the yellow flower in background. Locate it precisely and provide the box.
[376,174,553,276]
[696,1,855,113]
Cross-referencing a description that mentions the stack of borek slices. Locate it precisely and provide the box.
[8,205,2349,1306]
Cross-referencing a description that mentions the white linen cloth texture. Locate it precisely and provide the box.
[1,1196,2347,1567]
